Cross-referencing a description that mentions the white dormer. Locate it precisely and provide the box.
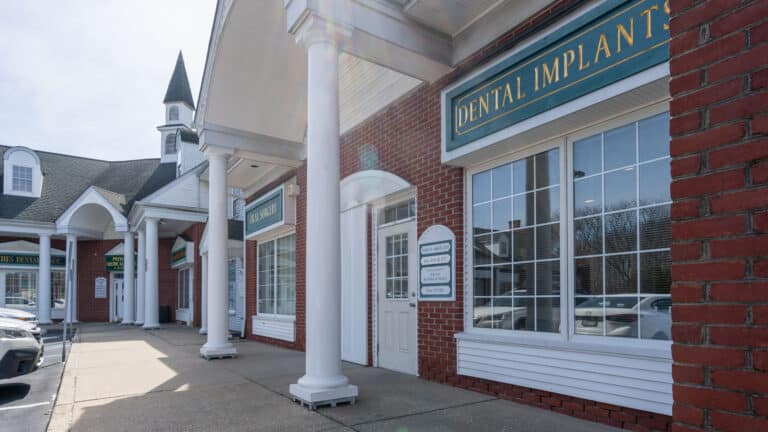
[3,146,43,198]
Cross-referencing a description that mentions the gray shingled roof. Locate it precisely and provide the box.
[0,145,177,223]
[163,51,195,109]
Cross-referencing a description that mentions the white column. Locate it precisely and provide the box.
[37,234,52,324]
[143,218,160,329]
[289,18,357,405]
[199,253,208,335]
[135,229,146,326]
[65,234,78,323]
[200,148,236,358]
[121,232,135,324]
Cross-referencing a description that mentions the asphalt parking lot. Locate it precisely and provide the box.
[1,328,73,432]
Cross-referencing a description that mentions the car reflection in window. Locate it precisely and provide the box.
[575,295,670,340]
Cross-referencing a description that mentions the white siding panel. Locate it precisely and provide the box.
[457,337,672,415]
[252,316,295,342]
[151,174,199,207]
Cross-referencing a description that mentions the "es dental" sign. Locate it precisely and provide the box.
[444,0,670,152]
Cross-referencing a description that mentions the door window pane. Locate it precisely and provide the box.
[385,233,408,299]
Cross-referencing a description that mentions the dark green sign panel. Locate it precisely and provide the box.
[171,247,186,266]
[246,189,283,236]
[445,0,670,151]
[105,255,124,272]
[0,253,65,267]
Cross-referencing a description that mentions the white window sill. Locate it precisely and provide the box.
[455,330,671,360]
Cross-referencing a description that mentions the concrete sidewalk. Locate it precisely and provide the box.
[49,324,620,432]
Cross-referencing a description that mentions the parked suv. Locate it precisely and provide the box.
[0,307,39,327]
[0,317,43,379]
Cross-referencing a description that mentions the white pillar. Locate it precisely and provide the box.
[37,234,52,324]
[200,148,236,358]
[143,218,160,329]
[289,18,357,405]
[199,253,208,335]
[121,232,135,324]
[135,229,146,326]
[65,234,78,323]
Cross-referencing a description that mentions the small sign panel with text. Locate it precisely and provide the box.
[418,225,456,301]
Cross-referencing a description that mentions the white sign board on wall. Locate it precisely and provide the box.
[418,224,456,301]
[94,277,107,299]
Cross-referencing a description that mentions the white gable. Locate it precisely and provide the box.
[142,166,206,209]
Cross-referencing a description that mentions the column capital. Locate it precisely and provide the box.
[39,232,51,239]
[292,14,351,49]
[203,145,234,160]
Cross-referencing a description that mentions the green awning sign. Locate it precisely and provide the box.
[444,0,670,152]
[0,253,65,268]
[246,188,283,237]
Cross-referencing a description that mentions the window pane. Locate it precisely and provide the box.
[640,251,671,295]
[474,235,492,265]
[574,216,602,256]
[604,168,636,212]
[605,254,638,294]
[258,241,275,314]
[492,297,514,329]
[513,298,535,330]
[640,205,671,250]
[535,149,560,188]
[473,203,491,235]
[474,268,492,297]
[639,295,671,340]
[276,235,296,315]
[605,210,637,253]
[536,224,560,259]
[492,198,512,231]
[513,228,534,262]
[574,176,602,217]
[512,192,534,228]
[492,231,512,264]
[639,112,670,161]
[574,296,605,336]
[513,262,535,296]
[639,159,671,206]
[536,297,560,333]
[493,265,513,296]
[473,297,493,328]
[492,164,512,199]
[573,135,601,178]
[536,261,560,296]
[473,170,491,203]
[604,123,636,170]
[536,186,560,224]
[574,258,602,296]
[512,157,535,193]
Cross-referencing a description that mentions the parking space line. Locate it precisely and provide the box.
[0,401,49,412]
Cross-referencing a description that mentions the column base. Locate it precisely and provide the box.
[120,321,134,325]
[199,328,207,335]
[199,343,237,360]
[134,321,144,326]
[142,323,160,330]
[289,383,358,410]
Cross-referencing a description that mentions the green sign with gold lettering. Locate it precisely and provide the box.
[245,188,283,237]
[0,253,65,268]
[445,0,670,152]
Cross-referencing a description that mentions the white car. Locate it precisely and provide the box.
[575,296,671,340]
[0,317,43,379]
[0,307,39,327]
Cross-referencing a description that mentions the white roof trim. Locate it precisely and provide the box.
[55,186,129,233]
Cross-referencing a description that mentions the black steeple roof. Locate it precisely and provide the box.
[163,51,195,109]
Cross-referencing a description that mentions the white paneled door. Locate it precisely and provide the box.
[341,205,368,365]
[112,277,124,322]
[377,220,418,375]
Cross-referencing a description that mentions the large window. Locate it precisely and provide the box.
[257,234,296,316]
[470,112,671,342]
[12,165,33,193]
[165,133,177,154]
[52,270,66,309]
[178,268,190,309]
[4,272,37,308]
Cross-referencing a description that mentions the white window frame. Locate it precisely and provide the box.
[463,103,672,359]
[256,231,296,319]
[227,258,237,315]
[177,267,191,310]
[12,165,33,193]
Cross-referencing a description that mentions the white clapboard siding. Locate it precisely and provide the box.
[457,337,672,415]
[252,316,295,342]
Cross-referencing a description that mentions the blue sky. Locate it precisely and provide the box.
[0,1,215,160]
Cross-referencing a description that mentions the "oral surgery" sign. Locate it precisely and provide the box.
[444,0,670,151]
[418,225,456,301]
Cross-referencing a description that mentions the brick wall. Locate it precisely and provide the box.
[157,238,178,323]
[76,239,120,322]
[669,1,768,431]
